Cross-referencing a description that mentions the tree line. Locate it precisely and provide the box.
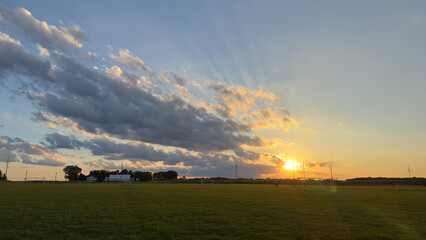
[63,165,178,182]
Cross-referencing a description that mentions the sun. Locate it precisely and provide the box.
[282,160,301,170]
[276,154,301,170]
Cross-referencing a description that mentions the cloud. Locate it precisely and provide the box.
[109,48,150,73]
[0,5,297,176]
[106,65,122,78]
[0,148,18,162]
[0,136,65,166]
[44,132,83,149]
[0,5,85,52]
[0,31,53,84]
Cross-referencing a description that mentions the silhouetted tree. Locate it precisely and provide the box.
[0,170,6,181]
[89,169,116,182]
[153,170,178,180]
[153,171,165,180]
[78,173,87,181]
[133,171,152,181]
[120,169,129,175]
[165,170,178,180]
[63,165,82,181]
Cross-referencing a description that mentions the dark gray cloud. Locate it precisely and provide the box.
[45,132,83,149]
[0,148,18,162]
[0,135,65,166]
[0,32,53,85]
[0,33,268,151]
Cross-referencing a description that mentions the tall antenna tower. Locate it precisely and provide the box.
[408,165,411,178]
[329,165,333,181]
[5,157,9,179]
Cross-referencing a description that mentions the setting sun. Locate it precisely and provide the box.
[276,154,301,170]
[282,160,301,170]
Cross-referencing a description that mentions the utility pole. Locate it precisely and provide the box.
[235,161,238,180]
[24,169,28,182]
[292,164,295,187]
[5,157,9,179]
[330,165,333,181]
[408,165,411,178]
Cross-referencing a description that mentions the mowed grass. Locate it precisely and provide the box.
[0,183,425,240]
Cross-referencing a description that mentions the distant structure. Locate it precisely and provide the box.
[329,165,333,181]
[235,161,238,179]
[408,165,412,178]
[5,157,9,179]
[87,176,97,182]
[106,174,131,182]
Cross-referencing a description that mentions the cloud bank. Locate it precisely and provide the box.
[0,5,297,176]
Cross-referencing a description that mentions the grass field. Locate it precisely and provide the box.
[0,183,425,240]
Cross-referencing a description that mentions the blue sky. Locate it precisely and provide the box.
[0,1,425,180]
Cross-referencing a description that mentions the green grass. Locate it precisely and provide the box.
[0,183,425,240]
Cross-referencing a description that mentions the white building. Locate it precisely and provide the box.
[107,174,131,182]
[87,176,97,182]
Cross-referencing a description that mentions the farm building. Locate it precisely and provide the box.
[107,174,132,182]
[87,176,97,182]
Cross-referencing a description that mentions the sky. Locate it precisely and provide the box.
[0,1,425,181]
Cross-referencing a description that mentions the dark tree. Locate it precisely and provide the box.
[89,169,116,182]
[120,169,129,175]
[133,171,152,181]
[63,165,82,181]
[153,170,178,180]
[153,171,165,181]
[78,173,87,181]
[165,170,178,180]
